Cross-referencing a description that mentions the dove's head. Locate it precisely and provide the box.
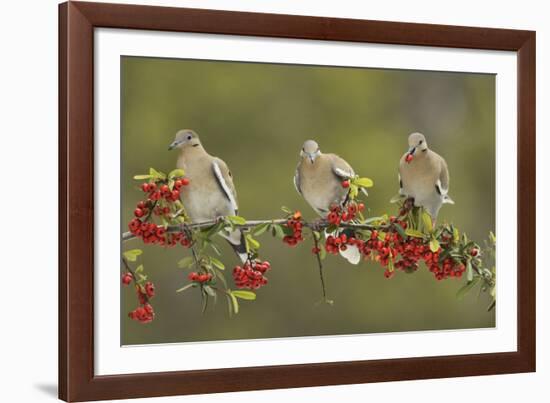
[168,129,201,150]
[405,132,428,161]
[300,140,321,164]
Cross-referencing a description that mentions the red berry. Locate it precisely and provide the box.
[121,272,133,285]
[470,248,479,257]
[141,183,150,192]
[405,154,414,163]
[341,180,350,188]
[181,178,190,186]
[134,208,144,218]
[171,190,180,200]
[144,282,155,298]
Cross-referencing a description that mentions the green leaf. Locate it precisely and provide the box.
[252,222,270,236]
[456,276,480,300]
[245,234,260,251]
[203,285,216,297]
[231,290,256,300]
[405,229,424,238]
[390,193,406,204]
[133,174,153,180]
[349,184,359,199]
[123,249,142,262]
[364,215,388,224]
[281,206,293,215]
[272,224,285,239]
[421,211,433,233]
[354,177,374,188]
[168,168,185,179]
[206,221,225,238]
[229,292,239,314]
[210,257,225,270]
[429,238,440,253]
[135,264,144,273]
[393,222,407,239]
[466,260,473,282]
[177,256,195,269]
[489,231,496,245]
[149,167,166,180]
[176,283,195,293]
[226,215,246,225]
[453,226,460,243]
[319,246,327,260]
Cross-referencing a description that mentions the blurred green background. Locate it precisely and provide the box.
[121,56,495,345]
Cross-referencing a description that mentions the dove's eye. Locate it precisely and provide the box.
[419,140,423,145]
[187,135,192,140]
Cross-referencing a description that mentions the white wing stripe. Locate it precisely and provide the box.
[212,161,238,211]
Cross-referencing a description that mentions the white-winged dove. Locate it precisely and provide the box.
[294,140,361,264]
[169,129,247,262]
[398,132,454,222]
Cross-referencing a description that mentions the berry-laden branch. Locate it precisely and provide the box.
[121,167,496,323]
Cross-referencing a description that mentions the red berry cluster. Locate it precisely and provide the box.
[128,219,191,247]
[128,282,156,324]
[283,211,304,247]
[188,272,213,284]
[232,260,271,290]
[128,177,192,246]
[326,201,365,225]
[356,217,467,280]
[140,178,189,202]
[128,303,155,324]
[325,232,356,254]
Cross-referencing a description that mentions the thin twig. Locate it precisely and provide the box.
[122,218,389,242]
[311,229,329,303]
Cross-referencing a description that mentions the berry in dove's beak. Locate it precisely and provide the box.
[405,154,414,163]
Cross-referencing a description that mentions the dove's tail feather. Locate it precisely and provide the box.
[325,228,362,265]
[339,244,361,265]
[221,229,248,263]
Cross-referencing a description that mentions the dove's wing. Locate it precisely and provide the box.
[212,158,238,213]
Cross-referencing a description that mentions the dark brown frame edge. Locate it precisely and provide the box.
[59,1,536,401]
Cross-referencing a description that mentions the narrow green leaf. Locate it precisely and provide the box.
[390,193,405,204]
[272,224,285,239]
[210,257,225,270]
[429,238,440,253]
[177,256,195,269]
[231,290,256,300]
[252,222,270,236]
[456,276,480,300]
[392,222,407,239]
[349,184,359,199]
[135,264,144,273]
[405,229,424,238]
[168,168,185,179]
[133,174,153,180]
[354,177,374,188]
[176,283,195,293]
[319,246,327,260]
[203,285,216,297]
[466,260,473,282]
[453,226,460,243]
[229,292,239,314]
[245,234,260,250]
[226,215,246,225]
[123,249,142,262]
[280,206,293,215]
[421,211,433,233]
[149,167,166,180]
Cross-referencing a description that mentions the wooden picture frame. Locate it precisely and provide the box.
[59,1,536,401]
